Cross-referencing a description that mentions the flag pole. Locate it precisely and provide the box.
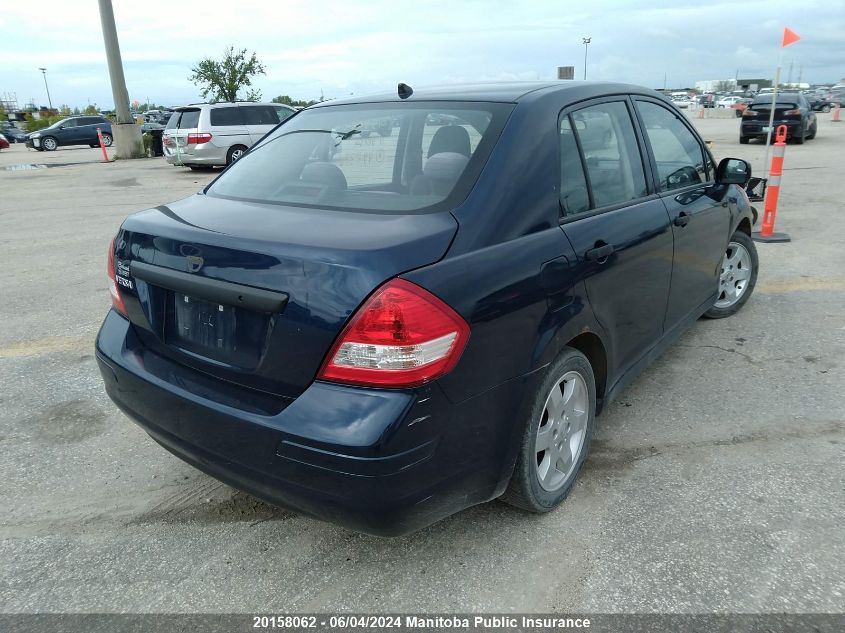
[762,46,783,180]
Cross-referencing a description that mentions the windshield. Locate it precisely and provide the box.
[206,102,511,213]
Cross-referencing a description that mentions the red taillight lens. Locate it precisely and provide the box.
[318,279,470,388]
[107,236,128,317]
[162,134,171,145]
[742,109,757,117]
[783,108,801,116]
[187,133,212,144]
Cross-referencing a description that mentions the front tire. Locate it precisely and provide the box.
[502,348,595,513]
[704,231,758,319]
[41,136,58,151]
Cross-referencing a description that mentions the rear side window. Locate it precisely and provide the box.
[571,101,647,209]
[167,110,200,130]
[558,117,590,216]
[636,101,706,191]
[209,107,243,126]
[242,105,280,126]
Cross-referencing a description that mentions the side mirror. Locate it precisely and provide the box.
[716,157,751,186]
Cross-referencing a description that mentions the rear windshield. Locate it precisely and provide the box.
[166,109,200,129]
[206,102,511,213]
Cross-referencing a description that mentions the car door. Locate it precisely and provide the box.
[55,118,82,145]
[633,98,728,329]
[559,98,673,378]
[241,105,280,144]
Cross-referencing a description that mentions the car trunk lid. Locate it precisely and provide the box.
[114,193,458,399]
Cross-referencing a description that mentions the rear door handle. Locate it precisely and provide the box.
[585,243,615,262]
[673,212,691,227]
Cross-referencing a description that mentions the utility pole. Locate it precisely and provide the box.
[582,37,592,80]
[97,0,143,157]
[38,68,53,110]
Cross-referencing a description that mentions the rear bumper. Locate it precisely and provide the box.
[741,120,804,138]
[95,310,530,535]
[164,142,227,166]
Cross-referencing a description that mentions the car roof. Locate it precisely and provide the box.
[309,81,658,107]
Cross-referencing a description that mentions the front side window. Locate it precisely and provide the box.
[242,105,280,126]
[571,101,648,209]
[636,101,706,191]
[207,103,508,213]
[60,118,78,128]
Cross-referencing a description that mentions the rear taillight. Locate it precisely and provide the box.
[742,109,757,117]
[162,134,171,145]
[107,236,128,317]
[783,108,801,116]
[318,279,470,388]
[187,133,212,144]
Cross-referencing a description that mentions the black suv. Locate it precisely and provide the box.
[27,116,113,151]
[740,93,817,144]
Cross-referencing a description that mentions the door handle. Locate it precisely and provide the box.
[673,212,691,227]
[585,242,614,263]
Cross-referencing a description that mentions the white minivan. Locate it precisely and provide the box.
[163,102,296,169]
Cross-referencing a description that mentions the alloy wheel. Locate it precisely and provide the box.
[535,371,589,492]
[716,241,753,308]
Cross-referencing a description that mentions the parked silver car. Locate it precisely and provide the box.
[163,102,296,169]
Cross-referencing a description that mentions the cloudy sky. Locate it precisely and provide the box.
[1,0,843,110]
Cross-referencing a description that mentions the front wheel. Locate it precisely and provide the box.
[704,231,758,319]
[501,348,595,513]
[822,105,831,113]
[41,136,58,151]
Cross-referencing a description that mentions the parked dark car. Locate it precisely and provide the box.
[811,89,845,112]
[697,94,715,108]
[740,93,817,144]
[26,116,113,151]
[1,125,29,144]
[96,82,758,535]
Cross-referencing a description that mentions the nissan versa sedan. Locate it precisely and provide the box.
[97,82,758,535]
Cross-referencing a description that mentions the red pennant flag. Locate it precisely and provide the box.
[782,27,801,48]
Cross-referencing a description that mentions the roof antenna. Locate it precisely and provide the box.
[398,83,413,99]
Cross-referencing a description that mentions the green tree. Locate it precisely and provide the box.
[189,47,266,102]
[83,104,99,115]
[272,95,318,108]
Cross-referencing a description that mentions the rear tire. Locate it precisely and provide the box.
[226,144,247,165]
[806,124,817,140]
[501,348,595,513]
[101,133,113,147]
[704,231,758,319]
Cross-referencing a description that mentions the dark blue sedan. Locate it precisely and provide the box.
[96,82,758,535]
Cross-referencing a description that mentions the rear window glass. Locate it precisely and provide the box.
[210,107,243,126]
[207,102,510,213]
[166,110,200,129]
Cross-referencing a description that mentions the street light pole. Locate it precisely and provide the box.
[582,37,592,80]
[38,68,53,110]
